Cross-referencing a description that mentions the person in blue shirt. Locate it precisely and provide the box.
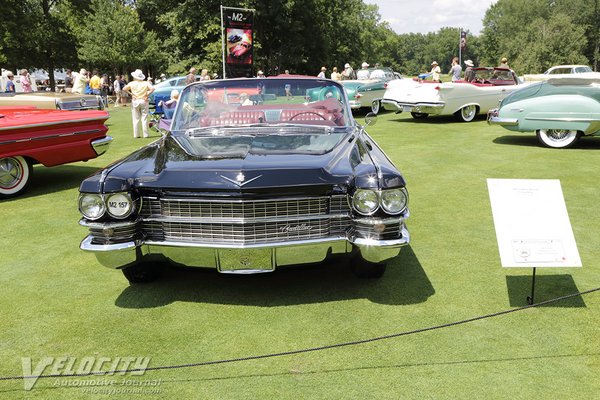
[4,71,15,92]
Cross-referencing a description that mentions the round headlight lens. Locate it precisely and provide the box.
[105,193,133,218]
[79,194,106,220]
[381,188,408,214]
[352,189,379,215]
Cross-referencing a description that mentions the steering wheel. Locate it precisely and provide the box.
[288,111,327,121]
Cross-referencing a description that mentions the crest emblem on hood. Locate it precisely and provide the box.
[220,173,262,187]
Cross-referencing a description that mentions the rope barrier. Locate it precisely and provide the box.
[1,286,598,382]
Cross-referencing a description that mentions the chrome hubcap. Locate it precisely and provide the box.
[462,105,476,119]
[546,129,571,141]
[0,158,23,188]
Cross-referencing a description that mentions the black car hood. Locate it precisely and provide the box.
[93,134,360,196]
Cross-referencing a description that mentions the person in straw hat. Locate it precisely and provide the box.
[430,61,441,82]
[123,69,154,138]
[464,59,475,82]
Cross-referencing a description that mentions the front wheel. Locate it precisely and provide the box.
[352,258,387,279]
[122,263,161,284]
[0,156,32,198]
[411,112,429,119]
[371,100,381,115]
[456,105,478,122]
[536,129,580,148]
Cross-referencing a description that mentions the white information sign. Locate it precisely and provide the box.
[487,179,582,268]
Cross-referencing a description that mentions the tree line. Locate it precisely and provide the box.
[1,0,598,90]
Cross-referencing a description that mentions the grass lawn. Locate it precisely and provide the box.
[1,106,599,399]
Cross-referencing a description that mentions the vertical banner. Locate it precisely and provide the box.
[460,29,467,51]
[459,29,467,65]
[222,6,255,78]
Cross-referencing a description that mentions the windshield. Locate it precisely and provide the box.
[171,78,351,132]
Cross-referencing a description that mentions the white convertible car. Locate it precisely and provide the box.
[374,67,525,122]
[522,65,600,82]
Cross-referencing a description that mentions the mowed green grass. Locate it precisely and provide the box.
[1,106,599,399]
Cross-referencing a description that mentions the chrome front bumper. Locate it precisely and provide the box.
[80,226,410,273]
[380,99,445,114]
[91,136,113,156]
[487,108,518,126]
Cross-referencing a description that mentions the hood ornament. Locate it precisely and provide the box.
[221,173,262,187]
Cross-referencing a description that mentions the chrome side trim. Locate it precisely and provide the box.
[0,117,108,131]
[524,117,600,123]
[0,129,105,145]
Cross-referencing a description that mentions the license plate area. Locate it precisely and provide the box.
[217,248,274,273]
[403,106,413,112]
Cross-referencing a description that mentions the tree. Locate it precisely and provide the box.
[480,0,590,73]
[1,0,79,91]
[68,0,165,78]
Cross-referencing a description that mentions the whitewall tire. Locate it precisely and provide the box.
[0,156,32,198]
[536,129,580,149]
[371,100,381,115]
[456,105,478,122]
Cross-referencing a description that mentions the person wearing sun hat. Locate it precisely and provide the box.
[430,61,441,82]
[341,63,355,80]
[464,59,475,82]
[123,69,154,138]
[356,62,370,80]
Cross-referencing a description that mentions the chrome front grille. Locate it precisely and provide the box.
[149,197,329,220]
[140,195,351,245]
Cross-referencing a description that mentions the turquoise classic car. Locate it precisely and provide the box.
[341,68,401,113]
[488,77,600,148]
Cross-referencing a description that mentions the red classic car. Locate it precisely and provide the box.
[0,106,111,198]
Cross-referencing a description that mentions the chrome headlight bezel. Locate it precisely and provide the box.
[78,193,106,220]
[105,192,134,219]
[352,189,380,215]
[380,188,409,215]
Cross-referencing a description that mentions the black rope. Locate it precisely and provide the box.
[1,286,598,382]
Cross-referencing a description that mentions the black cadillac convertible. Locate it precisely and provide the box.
[78,77,410,283]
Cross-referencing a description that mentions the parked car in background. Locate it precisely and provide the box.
[488,77,600,148]
[0,106,111,198]
[522,65,600,82]
[0,92,104,110]
[376,67,524,122]
[150,75,201,114]
[341,67,400,112]
[78,77,411,283]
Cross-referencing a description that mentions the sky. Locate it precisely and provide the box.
[364,0,498,35]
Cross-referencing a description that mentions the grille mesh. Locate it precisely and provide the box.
[140,195,351,245]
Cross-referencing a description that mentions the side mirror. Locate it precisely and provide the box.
[364,112,377,127]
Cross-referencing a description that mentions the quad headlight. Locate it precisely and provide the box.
[381,188,408,214]
[352,188,408,216]
[352,189,380,215]
[78,194,106,220]
[78,192,135,220]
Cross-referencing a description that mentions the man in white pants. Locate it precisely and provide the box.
[123,69,154,138]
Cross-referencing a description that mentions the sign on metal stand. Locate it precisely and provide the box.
[488,179,582,304]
